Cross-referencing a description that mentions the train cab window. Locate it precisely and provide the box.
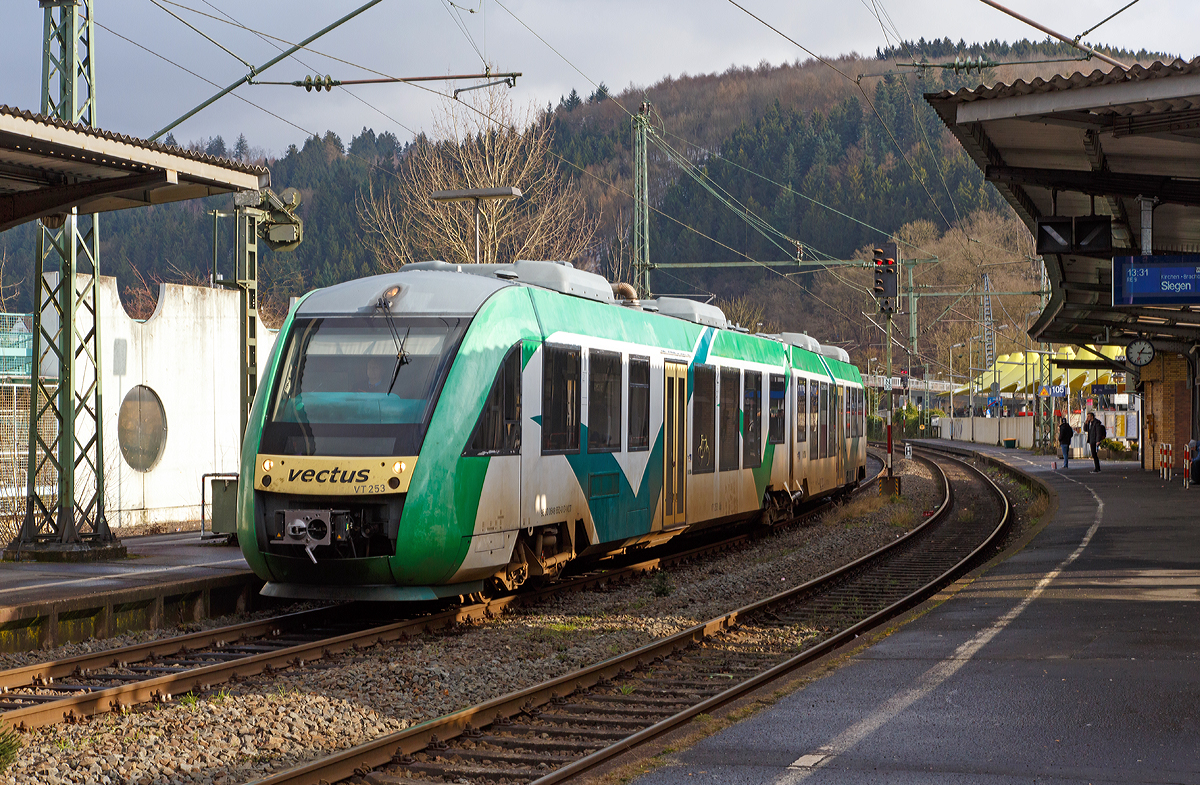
[810,381,819,448]
[768,374,786,445]
[464,343,521,456]
[542,345,581,454]
[627,356,650,451]
[693,365,716,473]
[719,368,740,471]
[588,349,622,452]
[795,377,806,443]
[744,371,762,468]
[855,388,862,436]
[818,382,829,459]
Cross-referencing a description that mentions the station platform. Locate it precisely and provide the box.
[633,438,1200,784]
[0,532,259,652]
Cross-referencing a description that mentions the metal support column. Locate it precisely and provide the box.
[236,207,261,438]
[10,0,120,559]
[632,102,652,297]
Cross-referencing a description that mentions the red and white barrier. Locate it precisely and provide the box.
[1160,443,1174,482]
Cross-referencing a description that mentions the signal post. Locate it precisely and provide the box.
[873,242,901,496]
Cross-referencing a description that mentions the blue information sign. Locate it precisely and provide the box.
[1113,255,1200,305]
[1091,384,1117,394]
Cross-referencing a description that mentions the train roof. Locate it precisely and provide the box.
[292,261,859,382]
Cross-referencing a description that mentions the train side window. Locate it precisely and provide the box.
[795,377,806,443]
[744,371,762,468]
[464,343,521,456]
[768,374,786,444]
[693,365,716,473]
[818,382,829,459]
[856,388,863,436]
[542,344,581,454]
[627,355,650,451]
[588,349,622,452]
[810,380,819,448]
[719,367,740,471]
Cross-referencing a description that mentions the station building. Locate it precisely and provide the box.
[927,58,1200,471]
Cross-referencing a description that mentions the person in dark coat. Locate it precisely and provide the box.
[1084,411,1103,473]
[1058,417,1074,469]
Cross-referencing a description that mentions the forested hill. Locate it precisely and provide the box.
[0,38,1167,316]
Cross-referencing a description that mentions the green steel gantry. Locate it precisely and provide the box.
[632,103,652,297]
[13,0,117,557]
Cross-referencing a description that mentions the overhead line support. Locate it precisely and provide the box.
[10,0,120,560]
[149,0,389,140]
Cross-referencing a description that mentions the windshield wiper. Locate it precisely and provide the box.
[376,297,410,395]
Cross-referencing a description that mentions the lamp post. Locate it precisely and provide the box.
[949,343,965,439]
[430,186,522,264]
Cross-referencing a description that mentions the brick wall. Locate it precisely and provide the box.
[1140,353,1193,470]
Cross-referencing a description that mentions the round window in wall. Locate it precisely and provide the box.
[118,385,168,472]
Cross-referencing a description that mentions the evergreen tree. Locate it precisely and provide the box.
[233,133,250,161]
[205,135,227,158]
[564,89,582,111]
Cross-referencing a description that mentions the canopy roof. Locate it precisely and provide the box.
[954,345,1124,395]
[926,59,1200,359]
[0,105,268,232]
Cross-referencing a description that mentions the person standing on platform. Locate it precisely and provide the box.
[1084,411,1105,473]
[1058,416,1074,469]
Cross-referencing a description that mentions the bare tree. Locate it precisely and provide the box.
[717,295,778,334]
[360,84,597,269]
[0,248,21,313]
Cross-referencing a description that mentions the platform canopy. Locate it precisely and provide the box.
[0,105,268,233]
[926,59,1200,358]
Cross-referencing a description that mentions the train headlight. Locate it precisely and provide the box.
[262,459,274,472]
[393,461,406,474]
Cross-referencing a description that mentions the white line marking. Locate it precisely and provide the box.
[0,558,248,597]
[776,469,1103,783]
[788,753,828,768]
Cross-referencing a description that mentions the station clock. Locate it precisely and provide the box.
[1126,338,1155,367]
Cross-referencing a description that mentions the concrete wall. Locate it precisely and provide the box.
[96,276,277,528]
[940,416,1034,448]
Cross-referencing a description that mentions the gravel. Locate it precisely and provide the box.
[0,603,327,672]
[1,460,937,785]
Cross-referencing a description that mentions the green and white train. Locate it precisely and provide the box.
[239,260,867,601]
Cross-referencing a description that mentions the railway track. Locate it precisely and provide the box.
[0,454,885,733]
[240,446,1008,785]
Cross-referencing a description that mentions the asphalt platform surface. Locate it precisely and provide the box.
[631,440,1199,784]
[0,531,248,611]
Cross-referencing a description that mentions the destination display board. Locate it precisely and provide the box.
[1113,255,1200,305]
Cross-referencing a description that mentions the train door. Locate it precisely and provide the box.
[792,374,806,490]
[663,361,687,528]
[834,384,845,483]
[839,384,851,485]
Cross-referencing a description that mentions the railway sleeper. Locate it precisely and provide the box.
[580,693,695,707]
[398,760,542,782]
[473,734,602,754]
[493,723,630,740]
[533,711,654,729]
[429,747,577,767]
[556,702,680,717]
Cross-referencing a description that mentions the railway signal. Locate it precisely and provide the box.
[873,243,898,313]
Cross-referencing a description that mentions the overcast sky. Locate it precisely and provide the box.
[1,1,1195,155]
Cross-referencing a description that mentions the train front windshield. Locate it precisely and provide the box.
[262,315,466,456]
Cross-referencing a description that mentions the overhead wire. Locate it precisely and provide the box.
[147,0,252,69]
[99,13,750,309]
[437,0,487,67]
[724,0,961,234]
[491,0,883,319]
[193,0,418,137]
